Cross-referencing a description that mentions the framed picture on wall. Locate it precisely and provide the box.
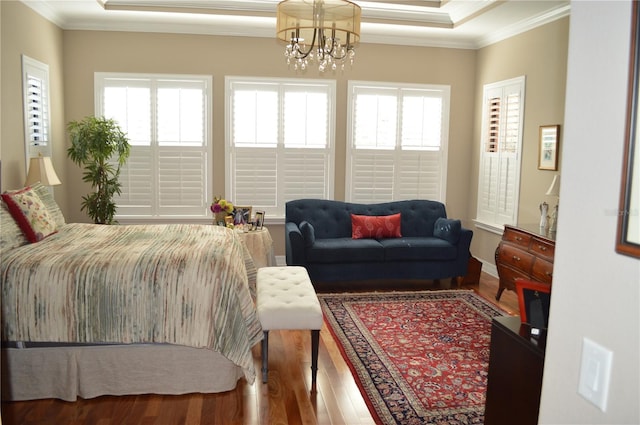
[617,0,640,259]
[538,125,560,171]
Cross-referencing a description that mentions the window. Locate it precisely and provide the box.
[226,77,335,218]
[22,55,51,170]
[346,81,450,204]
[95,73,212,220]
[475,76,525,231]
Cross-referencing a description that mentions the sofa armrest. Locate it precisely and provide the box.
[454,227,474,275]
[285,222,306,266]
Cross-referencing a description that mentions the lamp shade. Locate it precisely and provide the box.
[25,156,62,186]
[276,0,361,45]
[545,174,560,196]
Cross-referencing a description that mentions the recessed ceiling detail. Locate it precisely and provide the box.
[23,0,570,49]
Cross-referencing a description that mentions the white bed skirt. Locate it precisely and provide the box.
[1,344,245,401]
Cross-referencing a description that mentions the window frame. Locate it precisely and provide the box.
[474,76,526,233]
[345,80,451,204]
[22,55,52,172]
[95,72,213,223]
[225,76,336,220]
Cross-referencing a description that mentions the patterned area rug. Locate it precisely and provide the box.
[319,290,509,425]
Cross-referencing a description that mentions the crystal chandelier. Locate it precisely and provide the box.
[276,0,361,72]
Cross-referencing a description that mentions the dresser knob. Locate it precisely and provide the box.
[512,256,521,261]
[538,245,547,251]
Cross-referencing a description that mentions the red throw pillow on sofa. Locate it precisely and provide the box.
[351,213,402,239]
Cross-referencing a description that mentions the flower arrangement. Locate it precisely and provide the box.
[211,197,234,215]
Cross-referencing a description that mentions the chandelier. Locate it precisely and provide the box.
[276,0,361,72]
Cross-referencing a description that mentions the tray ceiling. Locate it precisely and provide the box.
[22,0,570,49]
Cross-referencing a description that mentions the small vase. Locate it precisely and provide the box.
[213,212,227,226]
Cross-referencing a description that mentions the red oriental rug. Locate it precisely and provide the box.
[319,290,509,425]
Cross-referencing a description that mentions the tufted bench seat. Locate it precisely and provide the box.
[256,266,323,386]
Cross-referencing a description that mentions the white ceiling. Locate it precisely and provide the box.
[23,0,570,49]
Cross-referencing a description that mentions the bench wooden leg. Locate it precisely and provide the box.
[261,330,269,383]
[311,329,320,388]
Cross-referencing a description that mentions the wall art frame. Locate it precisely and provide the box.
[538,124,560,171]
[617,0,640,259]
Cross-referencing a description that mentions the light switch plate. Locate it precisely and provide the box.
[578,337,613,412]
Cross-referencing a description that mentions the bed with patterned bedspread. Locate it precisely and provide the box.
[0,183,262,401]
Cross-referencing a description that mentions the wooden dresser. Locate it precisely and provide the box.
[494,225,555,300]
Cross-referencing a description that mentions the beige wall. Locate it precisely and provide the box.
[2,2,567,264]
[470,18,569,270]
[60,27,477,255]
[0,1,67,211]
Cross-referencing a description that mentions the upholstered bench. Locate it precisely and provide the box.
[256,266,323,386]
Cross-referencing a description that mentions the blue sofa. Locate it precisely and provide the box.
[285,199,473,283]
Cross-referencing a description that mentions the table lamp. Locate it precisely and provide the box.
[25,155,62,187]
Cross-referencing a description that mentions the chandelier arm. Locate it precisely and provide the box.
[293,27,318,60]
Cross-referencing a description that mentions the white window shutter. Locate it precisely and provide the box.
[97,73,212,219]
[476,76,525,228]
[231,148,278,209]
[115,146,153,216]
[22,55,52,169]
[347,81,450,203]
[226,77,335,218]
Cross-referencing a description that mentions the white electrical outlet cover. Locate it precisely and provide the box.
[578,337,613,412]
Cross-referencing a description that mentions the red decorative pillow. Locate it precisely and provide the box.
[351,213,402,239]
[1,186,57,243]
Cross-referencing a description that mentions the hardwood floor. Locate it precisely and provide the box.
[1,272,519,425]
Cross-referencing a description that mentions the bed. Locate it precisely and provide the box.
[0,183,262,401]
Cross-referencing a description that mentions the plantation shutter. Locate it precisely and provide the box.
[476,77,525,228]
[347,82,449,204]
[96,73,212,219]
[22,56,51,166]
[226,78,334,218]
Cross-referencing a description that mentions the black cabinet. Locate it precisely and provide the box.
[484,316,546,425]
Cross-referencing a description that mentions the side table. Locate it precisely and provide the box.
[236,227,276,269]
[484,316,546,425]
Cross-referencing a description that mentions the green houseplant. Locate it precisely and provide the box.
[67,116,131,224]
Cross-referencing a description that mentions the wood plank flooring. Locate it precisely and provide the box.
[1,272,518,425]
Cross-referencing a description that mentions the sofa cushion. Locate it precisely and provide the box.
[351,213,402,239]
[299,221,315,247]
[307,238,384,263]
[433,217,461,244]
[379,237,458,261]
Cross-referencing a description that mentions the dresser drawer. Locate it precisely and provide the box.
[503,227,532,249]
[530,237,555,260]
[531,258,553,283]
[497,244,534,272]
[497,265,530,291]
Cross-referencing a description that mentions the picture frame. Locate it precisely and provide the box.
[255,211,265,230]
[233,206,252,225]
[538,124,560,171]
[617,0,640,259]
[515,279,551,332]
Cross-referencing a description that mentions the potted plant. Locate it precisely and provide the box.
[67,116,130,224]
